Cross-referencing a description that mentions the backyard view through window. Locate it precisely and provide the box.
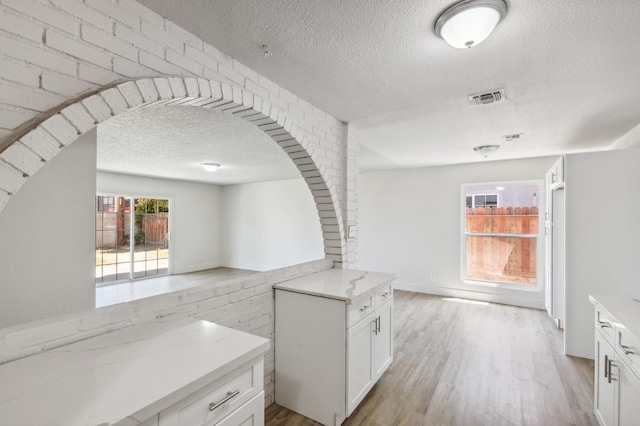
[95,195,169,284]
[463,182,540,287]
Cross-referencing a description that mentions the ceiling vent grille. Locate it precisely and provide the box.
[503,133,523,142]
[468,89,506,105]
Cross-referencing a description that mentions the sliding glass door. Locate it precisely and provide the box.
[95,195,169,285]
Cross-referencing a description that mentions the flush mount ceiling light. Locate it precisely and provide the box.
[201,163,220,172]
[434,0,507,49]
[473,144,500,158]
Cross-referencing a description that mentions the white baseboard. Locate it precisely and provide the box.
[393,281,545,310]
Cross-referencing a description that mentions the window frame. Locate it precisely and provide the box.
[95,192,173,286]
[460,180,544,292]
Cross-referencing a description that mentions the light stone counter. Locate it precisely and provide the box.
[274,268,395,303]
[589,294,640,341]
[0,317,269,426]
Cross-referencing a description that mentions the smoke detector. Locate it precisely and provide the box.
[468,89,505,105]
[503,133,523,142]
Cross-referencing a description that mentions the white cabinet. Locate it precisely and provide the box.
[274,269,395,426]
[158,356,264,426]
[346,300,393,414]
[0,318,269,426]
[373,301,393,379]
[617,358,640,425]
[594,329,616,425]
[591,296,640,426]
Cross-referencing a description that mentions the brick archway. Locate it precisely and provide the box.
[0,77,345,265]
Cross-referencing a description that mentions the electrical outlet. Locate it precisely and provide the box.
[430,275,436,283]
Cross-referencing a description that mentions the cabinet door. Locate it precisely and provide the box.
[347,314,375,415]
[595,331,616,426]
[373,302,393,380]
[616,359,640,426]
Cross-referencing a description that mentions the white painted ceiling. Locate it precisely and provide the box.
[97,106,300,184]
[113,0,640,181]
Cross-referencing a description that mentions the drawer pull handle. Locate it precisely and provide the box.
[597,320,611,328]
[381,292,389,298]
[604,355,609,378]
[209,389,240,412]
[359,305,370,312]
[620,344,634,355]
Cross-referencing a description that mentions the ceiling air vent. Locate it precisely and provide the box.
[503,133,523,142]
[468,89,506,106]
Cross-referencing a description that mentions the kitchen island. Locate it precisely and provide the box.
[0,316,269,425]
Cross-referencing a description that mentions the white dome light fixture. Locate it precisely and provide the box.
[201,163,220,172]
[474,145,500,158]
[434,0,507,49]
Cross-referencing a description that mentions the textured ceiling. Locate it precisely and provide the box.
[97,106,300,185]
[131,0,640,174]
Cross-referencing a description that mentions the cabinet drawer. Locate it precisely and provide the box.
[159,358,263,426]
[204,391,264,426]
[617,326,640,380]
[348,294,374,327]
[595,307,615,344]
[374,285,392,307]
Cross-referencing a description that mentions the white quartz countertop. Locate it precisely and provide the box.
[274,269,395,303]
[0,317,269,426]
[589,294,640,341]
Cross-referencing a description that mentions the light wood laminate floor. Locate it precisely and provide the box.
[266,290,597,426]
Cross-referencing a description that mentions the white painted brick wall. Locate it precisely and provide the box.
[41,114,80,146]
[0,259,334,408]
[0,59,40,89]
[45,29,112,69]
[0,142,43,176]
[85,0,140,30]
[0,33,76,76]
[0,107,37,130]
[81,25,138,62]
[0,0,360,394]
[50,0,112,33]
[19,127,61,161]
[3,0,79,36]
[0,8,44,43]
[41,71,99,97]
[0,82,66,113]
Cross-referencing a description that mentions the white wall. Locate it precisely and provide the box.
[358,156,556,308]
[564,148,640,358]
[0,129,96,328]
[97,172,224,274]
[221,179,324,271]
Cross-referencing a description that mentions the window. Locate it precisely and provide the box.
[95,195,170,285]
[466,193,498,208]
[462,182,541,287]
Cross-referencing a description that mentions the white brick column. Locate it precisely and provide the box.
[342,123,359,267]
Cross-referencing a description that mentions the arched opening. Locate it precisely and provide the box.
[0,77,347,326]
[0,77,345,263]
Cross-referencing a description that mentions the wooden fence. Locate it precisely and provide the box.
[465,206,538,285]
[96,213,168,248]
[140,213,169,246]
